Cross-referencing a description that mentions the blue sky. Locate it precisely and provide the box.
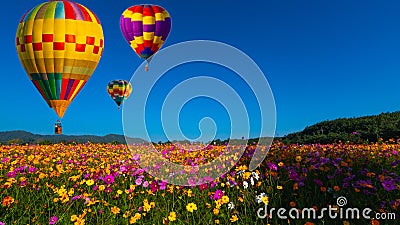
[1,0,400,141]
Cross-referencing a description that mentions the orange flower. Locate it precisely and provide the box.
[290,201,296,207]
[2,196,15,207]
[333,186,340,191]
[320,187,327,192]
[371,219,380,225]
[304,222,314,225]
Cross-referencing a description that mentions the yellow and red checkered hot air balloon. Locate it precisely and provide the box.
[16,0,104,118]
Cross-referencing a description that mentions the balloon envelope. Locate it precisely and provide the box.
[120,5,171,61]
[107,80,133,108]
[16,0,104,118]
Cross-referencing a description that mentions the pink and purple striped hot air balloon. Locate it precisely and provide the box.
[120,5,171,71]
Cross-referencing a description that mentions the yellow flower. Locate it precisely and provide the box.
[278,162,284,167]
[230,214,239,222]
[343,221,350,225]
[243,172,251,179]
[70,215,78,222]
[98,185,105,191]
[68,188,74,196]
[74,218,85,225]
[295,155,302,162]
[221,196,229,204]
[53,198,59,203]
[85,179,94,186]
[213,208,219,215]
[129,217,138,224]
[123,210,131,218]
[187,189,193,197]
[186,203,197,213]
[262,196,269,205]
[111,206,120,214]
[277,185,283,190]
[117,190,123,195]
[143,203,151,212]
[168,212,177,221]
[215,219,220,224]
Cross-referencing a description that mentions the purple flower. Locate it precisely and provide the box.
[0,221,5,225]
[150,181,159,192]
[49,215,58,225]
[267,162,278,171]
[105,187,113,193]
[143,181,149,188]
[103,174,115,185]
[159,180,167,190]
[28,167,37,173]
[7,171,17,178]
[382,179,396,191]
[313,179,324,187]
[1,157,9,163]
[213,190,224,200]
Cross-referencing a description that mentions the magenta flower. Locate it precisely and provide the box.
[105,187,113,193]
[49,215,58,225]
[150,181,159,192]
[103,174,115,185]
[213,190,224,200]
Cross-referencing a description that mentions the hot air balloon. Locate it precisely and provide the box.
[16,0,104,120]
[120,5,171,71]
[107,80,133,110]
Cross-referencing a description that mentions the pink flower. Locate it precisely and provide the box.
[49,216,58,225]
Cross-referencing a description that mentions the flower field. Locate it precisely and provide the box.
[0,141,399,225]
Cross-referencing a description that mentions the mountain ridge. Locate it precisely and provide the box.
[0,130,146,144]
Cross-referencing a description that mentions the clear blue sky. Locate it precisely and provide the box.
[1,0,400,140]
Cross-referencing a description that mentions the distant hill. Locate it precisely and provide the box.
[0,130,146,144]
[280,111,400,144]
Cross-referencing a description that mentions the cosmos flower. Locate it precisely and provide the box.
[49,216,58,225]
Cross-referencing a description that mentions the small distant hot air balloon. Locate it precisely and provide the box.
[107,80,133,110]
[16,0,104,121]
[120,5,171,71]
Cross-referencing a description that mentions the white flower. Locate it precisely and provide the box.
[250,177,255,186]
[256,193,267,204]
[243,181,248,189]
[252,172,259,180]
[236,170,245,176]
[228,202,235,210]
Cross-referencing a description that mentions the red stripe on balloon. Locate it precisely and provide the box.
[142,6,154,17]
[60,79,68,100]
[64,1,75,20]
[76,4,93,22]
[132,5,143,13]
